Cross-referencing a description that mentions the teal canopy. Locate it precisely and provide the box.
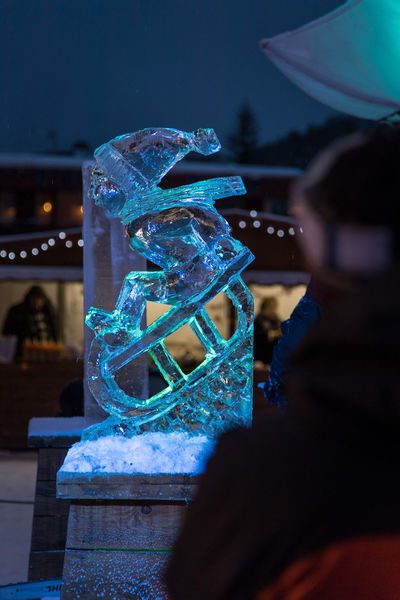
[260,0,400,121]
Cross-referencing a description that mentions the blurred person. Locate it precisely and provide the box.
[57,378,84,417]
[253,296,281,367]
[263,269,359,408]
[262,125,392,407]
[2,285,58,359]
[262,281,321,407]
[165,127,400,600]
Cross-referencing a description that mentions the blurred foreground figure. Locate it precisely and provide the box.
[166,127,400,600]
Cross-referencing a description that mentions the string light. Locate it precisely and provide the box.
[42,201,53,214]
[0,217,297,264]
[243,210,297,238]
[236,212,297,237]
[0,229,84,262]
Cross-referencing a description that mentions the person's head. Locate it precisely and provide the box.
[58,379,84,417]
[259,296,278,317]
[24,285,48,312]
[290,127,400,282]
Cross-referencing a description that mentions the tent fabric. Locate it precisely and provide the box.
[260,0,400,121]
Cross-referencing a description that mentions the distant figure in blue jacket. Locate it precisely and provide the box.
[263,280,322,408]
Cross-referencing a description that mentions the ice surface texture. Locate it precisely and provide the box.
[85,128,254,440]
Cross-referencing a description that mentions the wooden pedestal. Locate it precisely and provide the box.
[28,417,84,581]
[57,471,199,599]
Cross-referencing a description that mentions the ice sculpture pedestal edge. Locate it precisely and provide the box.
[56,470,198,599]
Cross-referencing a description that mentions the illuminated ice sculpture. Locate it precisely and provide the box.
[84,128,254,440]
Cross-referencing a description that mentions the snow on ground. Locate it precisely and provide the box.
[60,432,215,475]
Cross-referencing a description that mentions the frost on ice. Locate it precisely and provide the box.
[60,432,214,475]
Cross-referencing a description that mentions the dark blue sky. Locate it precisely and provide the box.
[0,0,343,155]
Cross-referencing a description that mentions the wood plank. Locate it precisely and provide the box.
[61,550,169,599]
[57,472,200,501]
[66,503,187,550]
[26,421,84,584]
[28,550,65,581]
[34,481,70,517]
[29,450,71,569]
[29,478,69,575]
[28,417,85,449]
[36,448,69,481]
[30,514,70,551]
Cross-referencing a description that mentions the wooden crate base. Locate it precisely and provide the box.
[62,549,169,599]
[57,471,198,598]
[28,418,84,581]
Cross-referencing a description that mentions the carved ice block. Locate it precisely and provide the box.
[83,128,254,439]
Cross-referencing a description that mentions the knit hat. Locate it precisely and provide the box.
[293,126,400,272]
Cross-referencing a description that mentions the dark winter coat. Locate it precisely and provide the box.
[253,314,281,366]
[165,267,400,600]
[263,284,322,407]
[2,295,57,358]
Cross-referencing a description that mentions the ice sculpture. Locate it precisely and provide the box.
[84,128,254,440]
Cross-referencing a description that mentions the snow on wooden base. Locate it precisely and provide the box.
[59,432,214,476]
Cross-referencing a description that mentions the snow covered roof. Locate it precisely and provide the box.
[0,153,87,169]
[172,162,302,178]
[0,153,301,178]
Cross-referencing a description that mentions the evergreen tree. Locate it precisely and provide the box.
[258,115,373,168]
[229,102,259,163]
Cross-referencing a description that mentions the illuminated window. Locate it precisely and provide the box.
[0,191,17,224]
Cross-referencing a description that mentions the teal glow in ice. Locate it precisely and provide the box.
[85,128,254,439]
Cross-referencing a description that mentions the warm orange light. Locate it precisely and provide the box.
[42,201,53,214]
[1,206,16,219]
[80,205,83,214]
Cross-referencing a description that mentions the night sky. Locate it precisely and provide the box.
[0,0,343,155]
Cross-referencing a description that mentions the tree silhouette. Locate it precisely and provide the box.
[229,102,259,163]
[257,115,375,168]
[70,139,91,156]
